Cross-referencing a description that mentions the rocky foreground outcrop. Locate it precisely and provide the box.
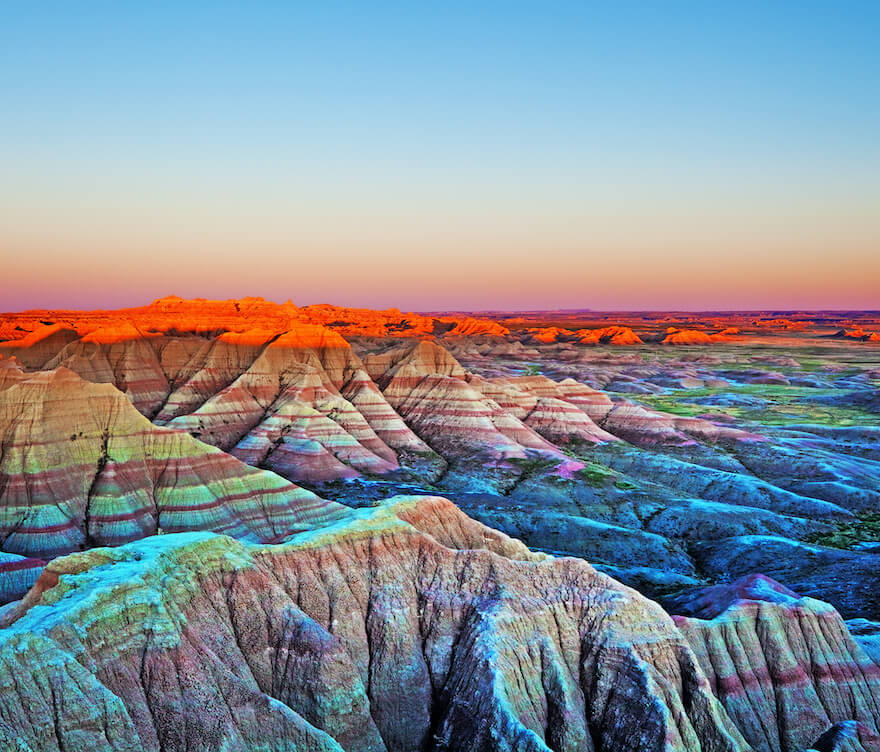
[669,575,880,752]
[1,496,877,752]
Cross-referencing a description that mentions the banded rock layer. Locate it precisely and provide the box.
[1,498,878,752]
[0,363,344,564]
[0,316,767,500]
[670,575,880,752]
[2,301,878,622]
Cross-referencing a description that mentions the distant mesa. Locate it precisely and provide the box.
[662,326,739,345]
[841,327,880,342]
[442,317,510,337]
[523,325,645,346]
[753,317,813,330]
[577,325,644,345]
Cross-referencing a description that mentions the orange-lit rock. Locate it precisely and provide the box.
[155,329,280,422]
[0,324,80,368]
[753,317,813,330]
[526,326,575,343]
[844,327,880,342]
[442,317,510,337]
[662,327,740,345]
[45,323,170,416]
[577,326,644,345]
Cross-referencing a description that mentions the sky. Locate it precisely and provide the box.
[1,1,878,312]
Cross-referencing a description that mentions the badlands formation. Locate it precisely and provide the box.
[0,297,879,751]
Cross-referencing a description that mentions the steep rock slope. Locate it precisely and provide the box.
[0,364,344,562]
[0,496,751,752]
[469,374,619,444]
[670,575,880,752]
[164,327,435,484]
[44,323,171,416]
[369,341,569,485]
[0,325,81,369]
[2,497,878,751]
[154,328,282,421]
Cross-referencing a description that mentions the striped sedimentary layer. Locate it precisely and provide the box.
[0,496,747,752]
[1,321,436,486]
[163,328,433,484]
[0,364,345,563]
[372,341,568,466]
[43,323,171,417]
[0,552,45,605]
[1,317,758,489]
[2,497,877,752]
[671,575,880,752]
[468,373,619,444]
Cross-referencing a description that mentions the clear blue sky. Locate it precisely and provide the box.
[2,1,878,310]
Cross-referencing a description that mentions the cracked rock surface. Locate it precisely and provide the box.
[1,498,879,752]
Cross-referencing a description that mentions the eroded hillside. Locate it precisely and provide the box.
[1,299,879,751]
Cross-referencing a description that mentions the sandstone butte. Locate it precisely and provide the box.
[844,328,880,342]
[441,317,510,337]
[576,326,644,345]
[0,296,500,343]
[526,326,576,343]
[3,297,861,351]
[662,327,741,345]
[1,496,879,752]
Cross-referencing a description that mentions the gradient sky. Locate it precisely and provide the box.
[2,1,878,311]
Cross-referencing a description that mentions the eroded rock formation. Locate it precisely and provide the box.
[1,300,880,750]
[1,499,878,751]
[0,363,344,563]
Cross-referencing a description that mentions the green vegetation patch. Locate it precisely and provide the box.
[614,478,639,491]
[626,384,880,427]
[576,462,617,486]
[804,513,880,550]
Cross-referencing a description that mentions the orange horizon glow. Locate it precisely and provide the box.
[4,190,878,312]
[2,4,879,313]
